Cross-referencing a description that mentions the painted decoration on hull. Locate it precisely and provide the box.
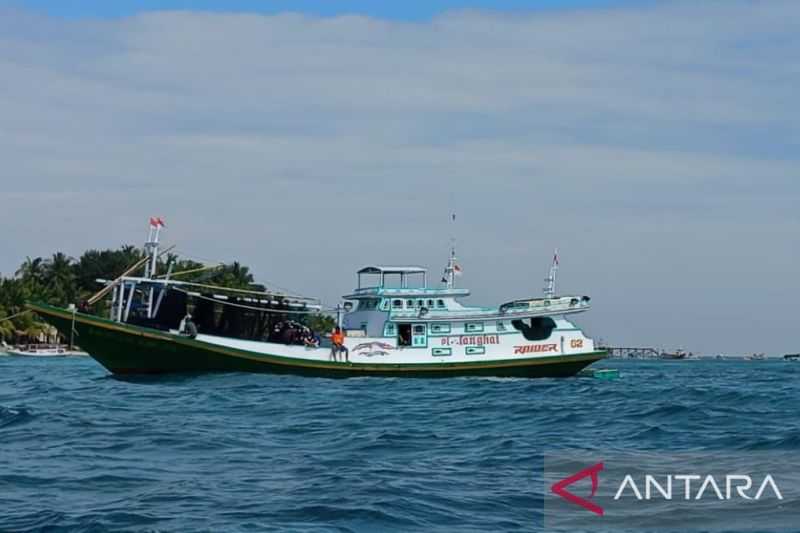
[352,341,395,358]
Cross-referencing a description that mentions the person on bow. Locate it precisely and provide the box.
[330,327,348,362]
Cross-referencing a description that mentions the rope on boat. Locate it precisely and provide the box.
[155,264,224,279]
[69,307,78,349]
[169,248,316,301]
[0,309,31,323]
[171,287,325,315]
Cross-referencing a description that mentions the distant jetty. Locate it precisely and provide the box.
[601,346,692,359]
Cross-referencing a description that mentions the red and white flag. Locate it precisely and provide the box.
[453,263,463,276]
[149,217,166,228]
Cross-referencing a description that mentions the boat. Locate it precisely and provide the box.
[27,221,606,377]
[6,344,68,357]
[660,349,689,360]
[784,353,800,361]
[4,342,87,357]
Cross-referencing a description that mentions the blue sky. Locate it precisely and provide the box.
[0,1,798,354]
[7,0,644,19]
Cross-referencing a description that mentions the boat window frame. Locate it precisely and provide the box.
[436,299,446,309]
[465,322,484,333]
[430,323,451,335]
[359,298,379,311]
[392,299,403,309]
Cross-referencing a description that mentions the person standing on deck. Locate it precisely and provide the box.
[331,327,348,362]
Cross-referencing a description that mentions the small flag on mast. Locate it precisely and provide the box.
[149,217,166,228]
[453,263,463,276]
[553,250,559,266]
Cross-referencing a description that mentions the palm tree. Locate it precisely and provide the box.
[228,262,254,287]
[212,262,256,289]
[15,256,46,285]
[13,257,49,303]
[43,252,77,306]
[0,306,15,343]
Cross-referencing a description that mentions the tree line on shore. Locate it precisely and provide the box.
[0,246,334,344]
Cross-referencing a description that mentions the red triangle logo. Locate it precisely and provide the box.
[551,462,604,516]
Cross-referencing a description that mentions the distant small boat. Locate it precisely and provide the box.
[5,344,87,357]
[745,353,767,361]
[660,349,689,360]
[784,353,800,361]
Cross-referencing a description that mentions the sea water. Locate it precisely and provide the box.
[1,357,798,532]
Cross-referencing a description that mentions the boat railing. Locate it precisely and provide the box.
[389,299,590,322]
[499,296,590,314]
[345,287,471,298]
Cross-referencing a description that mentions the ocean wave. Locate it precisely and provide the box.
[1,358,799,531]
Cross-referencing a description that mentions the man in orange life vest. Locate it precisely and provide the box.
[331,327,349,362]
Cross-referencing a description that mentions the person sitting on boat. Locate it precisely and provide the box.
[180,313,198,339]
[303,329,319,348]
[330,327,348,362]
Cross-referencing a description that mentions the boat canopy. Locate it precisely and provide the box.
[357,265,428,290]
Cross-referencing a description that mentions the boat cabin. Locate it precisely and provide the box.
[341,265,592,349]
[342,265,474,346]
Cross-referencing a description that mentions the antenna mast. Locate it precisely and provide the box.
[442,213,458,289]
[145,217,165,318]
[543,249,559,299]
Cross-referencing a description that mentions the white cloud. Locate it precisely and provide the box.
[0,1,798,353]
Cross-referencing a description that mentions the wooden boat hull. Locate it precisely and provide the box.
[27,303,606,378]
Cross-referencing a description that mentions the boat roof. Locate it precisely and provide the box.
[103,276,321,306]
[357,265,427,275]
[344,287,470,299]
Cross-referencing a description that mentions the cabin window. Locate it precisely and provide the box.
[406,299,415,308]
[417,299,425,308]
[379,300,389,311]
[512,317,556,341]
[384,322,396,336]
[465,322,484,333]
[432,347,452,356]
[430,323,451,334]
[360,299,378,310]
[436,299,446,309]
[466,346,485,355]
[413,324,426,335]
[496,321,506,332]
[392,299,403,309]
[427,299,434,307]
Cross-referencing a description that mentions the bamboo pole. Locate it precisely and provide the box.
[155,263,223,279]
[87,245,176,305]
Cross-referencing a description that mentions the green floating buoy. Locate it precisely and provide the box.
[578,368,620,380]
